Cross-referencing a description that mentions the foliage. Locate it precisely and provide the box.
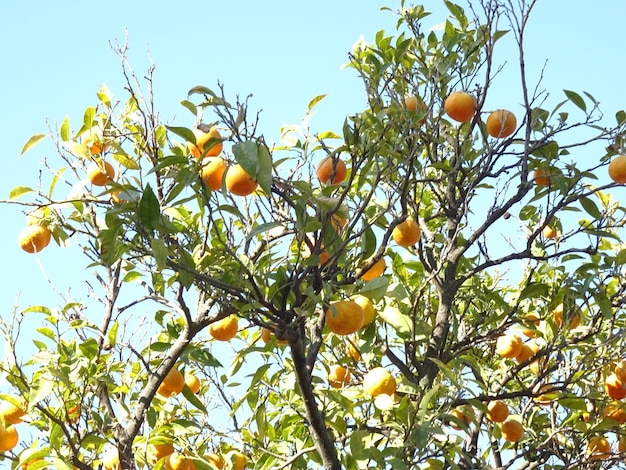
[4,1,626,469]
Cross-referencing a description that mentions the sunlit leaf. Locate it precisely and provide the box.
[20,133,46,155]
[60,116,70,141]
[9,186,33,199]
[308,94,327,111]
[97,83,113,107]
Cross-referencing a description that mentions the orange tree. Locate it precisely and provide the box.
[4,1,626,469]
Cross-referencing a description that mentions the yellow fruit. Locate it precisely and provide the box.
[553,303,581,329]
[0,399,25,425]
[185,373,201,394]
[449,406,475,430]
[328,365,351,388]
[515,340,539,365]
[392,218,421,247]
[227,451,247,470]
[603,400,626,424]
[0,425,18,452]
[495,334,523,359]
[609,155,626,184]
[587,436,611,461]
[361,256,386,281]
[148,442,175,464]
[316,157,347,185]
[225,164,258,196]
[205,452,224,469]
[165,451,194,470]
[362,367,396,397]
[486,109,517,138]
[521,312,541,338]
[157,367,185,398]
[87,160,115,186]
[18,225,52,254]
[190,127,223,158]
[201,157,227,191]
[444,91,477,123]
[542,225,558,239]
[346,340,361,362]
[325,300,364,336]
[209,315,239,341]
[351,295,375,327]
[500,418,523,443]
[487,400,509,423]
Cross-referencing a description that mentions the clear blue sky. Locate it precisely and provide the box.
[1,0,625,366]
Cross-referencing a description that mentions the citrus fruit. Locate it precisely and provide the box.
[603,400,626,423]
[553,303,581,329]
[185,373,201,394]
[157,367,185,398]
[66,404,80,424]
[83,128,109,155]
[404,95,419,111]
[515,340,539,365]
[201,157,227,191]
[190,126,223,158]
[487,400,509,423]
[605,373,626,400]
[205,452,224,469]
[225,164,258,196]
[325,300,364,336]
[587,436,611,461]
[148,442,175,464]
[362,367,396,397]
[209,315,239,341]
[615,359,626,383]
[346,340,361,362]
[316,157,347,185]
[521,312,541,338]
[351,295,375,327]
[18,447,45,469]
[260,326,288,345]
[392,218,421,247]
[165,451,194,470]
[361,256,386,281]
[87,160,115,186]
[328,365,351,388]
[227,450,247,470]
[444,91,477,123]
[449,406,475,430]
[500,418,523,442]
[608,155,626,184]
[0,425,18,452]
[18,225,52,254]
[542,225,558,239]
[0,399,25,425]
[532,168,553,187]
[486,109,517,138]
[495,334,523,359]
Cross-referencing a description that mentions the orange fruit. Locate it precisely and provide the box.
[553,303,581,329]
[205,452,224,469]
[361,256,386,281]
[157,367,185,398]
[605,373,626,400]
[587,436,611,461]
[404,95,419,111]
[0,399,25,425]
[83,128,109,155]
[603,401,626,424]
[225,164,258,196]
[0,425,18,452]
[209,315,239,341]
[521,312,541,338]
[316,157,347,185]
[66,404,80,424]
[532,384,557,405]
[328,365,351,388]
[148,442,175,464]
[392,218,421,247]
[487,400,509,423]
[185,373,201,394]
[542,225,558,239]
[500,418,523,442]
[19,448,45,469]
[346,340,361,362]
[165,452,194,470]
[190,127,223,158]
[325,300,364,336]
[615,359,626,383]
[260,326,288,345]
[18,225,52,254]
[227,451,247,470]
[444,91,477,123]
[87,159,115,186]
[201,157,227,191]
[532,168,553,187]
[486,109,517,138]
[515,340,539,364]
[318,250,331,266]
[351,295,375,327]
[449,406,475,430]
[608,155,626,184]
[363,367,396,397]
[495,334,523,359]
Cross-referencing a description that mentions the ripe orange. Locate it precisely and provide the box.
[363,367,396,397]
[587,436,611,461]
[201,157,227,191]
[608,155,626,184]
[0,425,18,452]
[318,250,331,266]
[404,95,419,111]
[225,164,258,196]
[87,160,115,186]
[157,367,185,398]
[209,315,239,341]
[351,295,375,327]
[449,406,475,430]
[165,452,194,470]
[83,128,109,155]
[260,326,288,345]
[346,340,361,362]
[227,451,247,470]
[0,398,25,425]
[615,359,626,383]
[487,400,509,423]
[361,256,386,281]
[605,373,626,400]
[495,334,523,359]
[553,303,581,329]
[190,127,223,158]
[515,340,539,364]
[532,168,553,187]
[501,418,523,442]
[444,91,477,123]
[521,312,541,338]
[392,218,421,247]
[18,225,52,254]
[316,157,347,185]
[148,442,175,464]
[532,384,557,405]
[603,401,626,424]
[486,109,517,138]
[328,365,351,388]
[325,300,364,336]
[205,452,224,469]
[185,373,201,394]
[542,225,558,239]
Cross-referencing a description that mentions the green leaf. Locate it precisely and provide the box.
[60,116,70,141]
[232,140,259,178]
[359,275,389,300]
[97,83,113,107]
[180,100,198,116]
[182,385,207,413]
[112,152,140,170]
[139,184,161,230]
[616,110,626,125]
[379,304,411,337]
[107,321,119,348]
[256,143,273,194]
[20,133,46,155]
[29,373,55,406]
[83,106,96,128]
[151,238,168,270]
[580,196,602,219]
[518,282,549,301]
[187,86,217,97]
[9,186,33,199]
[166,125,196,143]
[308,93,327,111]
[564,89,586,112]
[78,338,99,360]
